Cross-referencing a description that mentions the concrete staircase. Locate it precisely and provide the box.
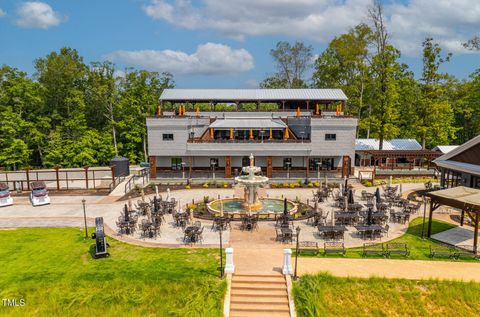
[229,274,291,317]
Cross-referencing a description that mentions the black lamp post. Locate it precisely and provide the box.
[219,227,224,279]
[286,161,291,179]
[294,226,301,280]
[82,198,88,239]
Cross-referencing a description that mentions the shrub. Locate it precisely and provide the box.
[289,183,296,188]
[185,185,191,189]
[203,196,210,204]
[314,182,320,187]
[223,184,228,188]
[203,183,209,188]
[297,179,303,186]
[308,183,314,188]
[187,203,197,209]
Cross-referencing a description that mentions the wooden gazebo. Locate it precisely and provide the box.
[426,186,480,254]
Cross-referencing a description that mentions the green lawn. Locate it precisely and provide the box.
[299,217,473,261]
[0,228,225,317]
[293,273,480,317]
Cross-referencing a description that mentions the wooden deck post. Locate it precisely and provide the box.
[225,156,232,178]
[149,156,157,179]
[26,167,31,190]
[474,211,479,255]
[55,166,60,190]
[84,166,89,189]
[267,156,273,178]
[189,156,193,178]
[427,200,434,237]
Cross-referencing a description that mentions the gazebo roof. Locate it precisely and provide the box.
[426,186,480,209]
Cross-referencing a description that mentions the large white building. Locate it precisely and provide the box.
[147,89,358,179]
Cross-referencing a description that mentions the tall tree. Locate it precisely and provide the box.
[463,36,480,51]
[365,0,401,148]
[416,38,457,149]
[312,23,372,136]
[261,41,313,88]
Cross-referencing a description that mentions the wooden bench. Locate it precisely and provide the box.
[385,243,410,257]
[429,245,455,258]
[324,242,346,256]
[362,243,385,257]
[454,246,479,260]
[298,241,320,255]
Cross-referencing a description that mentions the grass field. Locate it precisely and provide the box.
[293,273,480,317]
[0,228,225,317]
[298,217,471,261]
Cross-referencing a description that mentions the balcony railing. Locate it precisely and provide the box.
[187,138,311,144]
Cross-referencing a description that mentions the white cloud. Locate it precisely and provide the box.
[142,0,480,56]
[106,43,254,75]
[16,1,61,29]
[0,8,6,17]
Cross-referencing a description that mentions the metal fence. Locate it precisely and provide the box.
[0,167,114,191]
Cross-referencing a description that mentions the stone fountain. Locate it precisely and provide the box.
[235,153,269,210]
[206,153,298,216]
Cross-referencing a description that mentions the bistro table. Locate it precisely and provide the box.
[354,224,384,240]
[347,203,363,212]
[317,225,347,240]
[184,226,201,243]
[335,212,358,225]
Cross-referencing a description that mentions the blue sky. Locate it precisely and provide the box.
[0,0,479,88]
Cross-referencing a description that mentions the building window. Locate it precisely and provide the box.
[325,134,336,141]
[171,158,182,170]
[163,133,174,141]
[283,158,292,169]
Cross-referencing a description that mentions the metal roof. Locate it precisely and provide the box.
[435,160,480,177]
[209,118,287,129]
[435,135,480,162]
[160,89,347,102]
[432,145,459,154]
[355,139,422,151]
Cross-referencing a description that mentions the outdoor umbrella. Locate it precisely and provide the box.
[375,188,381,204]
[389,176,393,187]
[314,199,319,212]
[220,200,224,217]
[339,183,343,196]
[348,189,354,204]
[331,208,336,226]
[399,184,403,196]
[367,207,373,226]
[166,188,171,201]
[324,175,328,188]
[141,189,145,202]
[155,185,159,199]
[124,204,129,222]
[128,198,133,212]
[372,199,378,213]
[189,208,194,224]
[343,195,348,211]
[344,176,348,193]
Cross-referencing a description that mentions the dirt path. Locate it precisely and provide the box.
[297,257,480,281]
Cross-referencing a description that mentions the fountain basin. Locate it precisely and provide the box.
[207,198,297,215]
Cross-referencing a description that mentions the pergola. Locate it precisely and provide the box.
[426,186,480,254]
[363,150,442,169]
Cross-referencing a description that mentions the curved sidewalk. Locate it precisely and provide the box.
[297,257,480,282]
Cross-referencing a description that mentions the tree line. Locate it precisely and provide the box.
[0,48,173,170]
[261,1,480,150]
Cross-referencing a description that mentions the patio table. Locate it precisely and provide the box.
[354,224,383,239]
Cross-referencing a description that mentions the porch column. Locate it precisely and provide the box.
[225,156,232,178]
[267,156,273,178]
[189,156,193,178]
[305,156,309,179]
[474,212,479,255]
[149,156,157,179]
[427,200,434,237]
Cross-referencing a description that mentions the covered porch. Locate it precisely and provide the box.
[426,186,480,254]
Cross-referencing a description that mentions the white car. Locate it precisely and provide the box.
[0,183,13,207]
[30,182,50,206]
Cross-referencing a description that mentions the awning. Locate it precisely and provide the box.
[427,186,480,208]
[209,118,287,130]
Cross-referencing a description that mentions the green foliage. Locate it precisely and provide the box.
[0,48,174,169]
[293,273,480,317]
[0,228,225,316]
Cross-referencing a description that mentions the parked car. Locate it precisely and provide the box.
[30,182,50,206]
[0,182,13,207]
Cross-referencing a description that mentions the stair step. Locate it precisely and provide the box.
[230,302,290,312]
[230,296,288,304]
[233,275,285,283]
[230,289,288,297]
[231,284,287,291]
[230,312,290,317]
[232,279,286,285]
